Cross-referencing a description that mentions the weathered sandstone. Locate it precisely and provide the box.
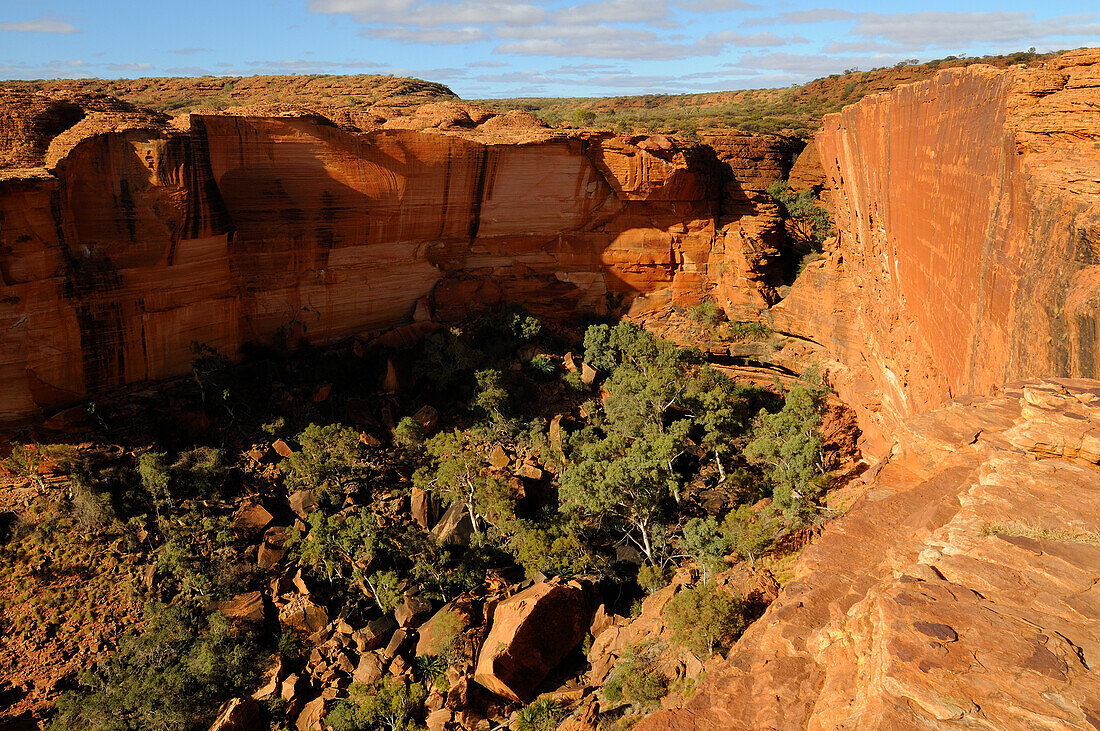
[0,96,796,424]
[774,49,1100,453]
[640,378,1100,729]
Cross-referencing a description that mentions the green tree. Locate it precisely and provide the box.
[280,423,370,503]
[722,504,776,564]
[515,698,565,731]
[680,516,730,583]
[327,677,428,731]
[472,368,509,421]
[51,605,261,731]
[393,417,425,451]
[665,582,745,656]
[413,429,514,540]
[743,374,828,523]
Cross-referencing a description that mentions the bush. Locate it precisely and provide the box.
[51,605,262,731]
[603,645,667,708]
[688,300,722,326]
[394,417,425,451]
[280,423,369,503]
[636,564,667,594]
[666,582,745,656]
[515,698,566,731]
[327,677,427,731]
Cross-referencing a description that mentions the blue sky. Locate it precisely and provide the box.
[1,0,1098,97]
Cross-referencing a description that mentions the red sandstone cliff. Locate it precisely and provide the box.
[773,49,1100,454]
[0,97,797,424]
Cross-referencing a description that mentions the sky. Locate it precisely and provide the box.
[1,0,1099,98]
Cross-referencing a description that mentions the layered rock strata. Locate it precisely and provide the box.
[640,378,1100,729]
[774,49,1100,453]
[0,99,798,423]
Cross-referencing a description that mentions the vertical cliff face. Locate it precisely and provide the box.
[0,103,797,423]
[773,49,1100,453]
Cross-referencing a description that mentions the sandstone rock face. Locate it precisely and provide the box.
[639,379,1100,730]
[774,49,1100,454]
[0,96,795,424]
[473,579,591,703]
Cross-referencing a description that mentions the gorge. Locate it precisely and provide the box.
[1,47,1099,731]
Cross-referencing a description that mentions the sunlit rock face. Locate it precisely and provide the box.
[0,99,799,423]
[773,49,1100,454]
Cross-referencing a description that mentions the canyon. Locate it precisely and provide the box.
[2,47,1099,730]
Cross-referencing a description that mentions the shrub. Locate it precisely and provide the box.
[666,582,745,656]
[515,698,565,731]
[280,423,369,503]
[636,564,667,594]
[603,645,667,708]
[688,300,722,326]
[394,417,425,451]
[51,605,262,731]
[326,677,427,731]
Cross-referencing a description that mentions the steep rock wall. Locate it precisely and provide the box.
[0,107,796,423]
[773,49,1100,454]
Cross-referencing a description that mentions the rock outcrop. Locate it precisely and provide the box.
[774,49,1100,454]
[639,378,1100,729]
[473,579,592,703]
[0,95,798,424]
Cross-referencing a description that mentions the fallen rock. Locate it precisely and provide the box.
[209,697,261,731]
[279,596,329,635]
[232,501,273,537]
[210,591,265,625]
[295,696,325,731]
[473,580,591,703]
[416,601,474,657]
[289,490,318,519]
[430,502,474,546]
[272,439,295,459]
[353,653,385,686]
[257,526,289,569]
[395,595,433,628]
[412,404,439,434]
[410,488,439,529]
[353,615,398,652]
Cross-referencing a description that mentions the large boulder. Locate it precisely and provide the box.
[473,579,591,702]
[278,596,329,634]
[430,502,474,546]
[209,697,261,731]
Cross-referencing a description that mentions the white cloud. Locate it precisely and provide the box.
[170,47,213,55]
[851,11,1100,50]
[106,62,154,71]
[0,17,78,33]
[742,8,854,26]
[364,25,488,42]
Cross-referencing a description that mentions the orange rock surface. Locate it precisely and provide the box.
[639,378,1100,729]
[774,49,1100,454]
[0,95,796,424]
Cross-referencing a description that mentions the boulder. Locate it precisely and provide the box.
[580,362,598,387]
[279,596,329,634]
[382,628,407,660]
[232,501,273,537]
[430,502,474,546]
[426,708,453,731]
[289,490,318,519]
[210,591,265,625]
[353,653,385,685]
[473,580,591,702]
[489,444,510,471]
[252,657,283,700]
[272,439,295,459]
[209,697,261,731]
[415,601,474,657]
[412,404,439,434]
[353,615,398,652]
[257,526,289,569]
[295,696,325,731]
[395,595,433,628]
[410,488,439,529]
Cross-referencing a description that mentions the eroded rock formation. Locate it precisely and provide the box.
[639,378,1100,729]
[0,95,800,424]
[774,48,1100,453]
